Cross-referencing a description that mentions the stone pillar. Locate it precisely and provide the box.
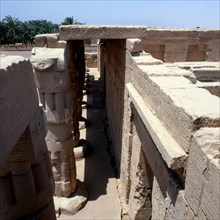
[31,45,87,215]
[66,41,85,136]
[31,47,76,196]
[0,56,56,219]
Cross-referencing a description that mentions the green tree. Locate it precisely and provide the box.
[61,16,83,25]
[0,15,83,45]
[3,15,20,44]
[0,21,7,44]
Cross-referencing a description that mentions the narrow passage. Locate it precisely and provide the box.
[59,68,121,220]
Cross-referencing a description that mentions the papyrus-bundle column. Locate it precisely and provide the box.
[0,56,56,219]
[31,48,76,197]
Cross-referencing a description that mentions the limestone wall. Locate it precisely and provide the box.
[0,56,56,219]
[138,29,220,62]
[100,37,220,219]
[99,39,127,166]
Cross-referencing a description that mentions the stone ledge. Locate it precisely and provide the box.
[59,25,219,41]
[126,83,187,169]
[60,25,148,40]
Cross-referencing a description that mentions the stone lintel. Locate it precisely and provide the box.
[60,25,148,40]
[126,83,187,170]
[59,25,219,41]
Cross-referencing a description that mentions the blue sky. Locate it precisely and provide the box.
[1,0,219,28]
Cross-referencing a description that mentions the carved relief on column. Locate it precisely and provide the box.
[31,48,76,197]
[0,56,55,219]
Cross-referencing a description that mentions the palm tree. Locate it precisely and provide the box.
[3,15,20,44]
[61,16,83,25]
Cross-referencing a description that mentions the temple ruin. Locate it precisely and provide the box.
[0,26,219,219]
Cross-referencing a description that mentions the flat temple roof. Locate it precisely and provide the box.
[59,25,219,41]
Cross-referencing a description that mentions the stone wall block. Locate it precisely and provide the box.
[34,33,59,48]
[11,166,36,204]
[151,177,166,220]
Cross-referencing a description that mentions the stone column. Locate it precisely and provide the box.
[31,45,87,215]
[31,47,76,197]
[66,40,86,145]
[0,56,56,219]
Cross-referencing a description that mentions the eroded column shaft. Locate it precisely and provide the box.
[31,48,76,197]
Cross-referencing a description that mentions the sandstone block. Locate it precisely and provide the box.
[185,127,220,218]
[128,133,152,220]
[60,25,149,40]
[126,38,143,53]
[130,62,220,152]
[192,67,220,81]
[126,83,187,169]
[132,52,163,65]
[197,81,220,97]
[151,177,166,220]
[34,33,59,48]
[0,56,38,165]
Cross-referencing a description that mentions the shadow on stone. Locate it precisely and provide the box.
[54,180,88,216]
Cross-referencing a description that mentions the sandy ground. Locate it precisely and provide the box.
[0,48,32,59]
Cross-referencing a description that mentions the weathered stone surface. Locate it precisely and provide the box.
[126,38,143,53]
[46,122,72,142]
[0,56,38,165]
[197,81,220,97]
[126,83,187,169]
[185,128,220,219]
[54,180,87,215]
[151,177,166,220]
[31,46,79,199]
[35,33,59,48]
[85,52,97,68]
[28,106,48,158]
[60,25,149,40]
[132,52,163,65]
[192,67,220,81]
[128,131,152,220]
[0,55,55,219]
[139,63,196,82]
[129,54,220,152]
[31,48,70,93]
